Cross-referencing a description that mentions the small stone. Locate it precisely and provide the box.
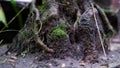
[35,57,38,59]
[48,63,52,66]
[7,52,11,55]
[61,63,65,68]
[111,55,115,57]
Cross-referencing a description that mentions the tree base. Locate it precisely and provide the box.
[6,0,110,63]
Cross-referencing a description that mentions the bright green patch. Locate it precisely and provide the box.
[0,7,7,27]
[50,28,67,39]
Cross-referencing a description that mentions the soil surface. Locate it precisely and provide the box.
[0,35,120,68]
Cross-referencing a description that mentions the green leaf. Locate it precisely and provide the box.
[10,0,23,28]
[0,6,8,27]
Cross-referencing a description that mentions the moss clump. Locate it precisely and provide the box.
[50,28,67,39]
[37,0,47,14]
[58,21,71,30]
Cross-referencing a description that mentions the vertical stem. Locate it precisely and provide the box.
[90,2,109,67]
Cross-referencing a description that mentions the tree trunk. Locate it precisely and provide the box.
[7,0,110,63]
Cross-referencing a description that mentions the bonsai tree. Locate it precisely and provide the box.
[6,0,114,63]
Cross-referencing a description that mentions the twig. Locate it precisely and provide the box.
[0,30,18,33]
[90,2,109,65]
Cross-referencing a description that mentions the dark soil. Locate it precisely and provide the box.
[0,36,120,68]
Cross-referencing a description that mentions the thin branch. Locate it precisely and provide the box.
[90,2,108,63]
[0,30,18,33]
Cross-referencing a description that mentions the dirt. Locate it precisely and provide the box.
[0,36,120,68]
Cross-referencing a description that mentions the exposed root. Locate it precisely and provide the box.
[35,34,54,52]
[95,3,116,35]
[32,0,54,53]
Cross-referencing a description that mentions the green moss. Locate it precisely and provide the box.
[37,0,47,14]
[42,0,46,5]
[58,21,71,30]
[50,21,70,40]
[21,32,26,41]
[50,28,67,39]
